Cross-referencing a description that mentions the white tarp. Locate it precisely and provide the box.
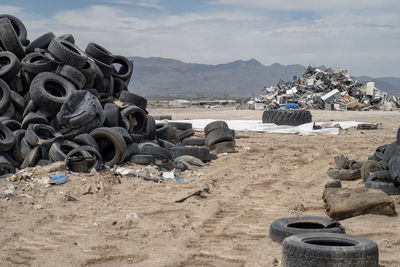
[159,120,373,136]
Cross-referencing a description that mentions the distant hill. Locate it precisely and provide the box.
[127,57,400,98]
[355,76,400,96]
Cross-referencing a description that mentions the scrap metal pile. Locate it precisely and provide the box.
[257,66,394,111]
[0,14,236,177]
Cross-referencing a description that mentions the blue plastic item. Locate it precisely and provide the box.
[50,174,68,185]
[285,103,299,109]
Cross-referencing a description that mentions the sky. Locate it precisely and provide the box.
[2,0,400,77]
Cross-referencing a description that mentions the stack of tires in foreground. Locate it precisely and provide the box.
[269,216,379,266]
[0,14,219,176]
[204,121,236,153]
[262,109,312,126]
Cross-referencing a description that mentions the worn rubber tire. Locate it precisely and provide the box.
[25,124,63,150]
[73,133,100,152]
[205,127,234,146]
[170,146,210,161]
[0,155,15,175]
[282,232,379,267]
[0,122,16,152]
[129,154,155,165]
[168,121,192,131]
[177,128,195,141]
[209,140,236,153]
[204,120,228,136]
[269,216,346,244]
[49,140,80,162]
[112,126,133,144]
[365,170,400,195]
[48,38,87,68]
[103,103,120,127]
[66,145,102,171]
[140,145,171,160]
[145,115,156,140]
[55,64,86,89]
[382,141,398,168]
[10,90,27,114]
[29,72,76,114]
[0,51,21,83]
[21,112,49,129]
[182,137,205,146]
[112,78,127,98]
[20,137,32,157]
[80,58,97,88]
[21,52,57,74]
[20,146,42,169]
[156,124,176,141]
[85,42,113,65]
[8,129,25,163]
[389,147,400,184]
[25,32,55,53]
[126,143,140,158]
[3,120,21,131]
[0,17,25,59]
[111,55,133,84]
[262,109,312,126]
[90,127,127,167]
[361,160,383,181]
[0,14,27,45]
[118,91,147,112]
[0,79,11,115]
[120,105,147,134]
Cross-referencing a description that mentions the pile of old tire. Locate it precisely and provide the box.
[362,128,400,194]
[262,109,312,126]
[0,14,219,175]
[269,216,379,266]
[203,121,236,153]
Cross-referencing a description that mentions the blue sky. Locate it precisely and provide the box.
[2,0,400,77]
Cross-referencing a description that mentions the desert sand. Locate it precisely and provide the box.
[1,108,399,266]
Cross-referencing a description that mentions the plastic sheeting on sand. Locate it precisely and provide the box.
[160,120,372,136]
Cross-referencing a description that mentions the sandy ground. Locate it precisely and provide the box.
[1,107,400,267]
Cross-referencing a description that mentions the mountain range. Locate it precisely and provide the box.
[128,57,400,98]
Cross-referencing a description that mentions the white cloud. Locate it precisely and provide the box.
[3,2,400,76]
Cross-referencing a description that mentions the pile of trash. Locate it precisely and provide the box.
[244,66,395,111]
[0,14,236,178]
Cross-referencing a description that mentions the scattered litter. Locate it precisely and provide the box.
[50,174,68,185]
[175,183,210,203]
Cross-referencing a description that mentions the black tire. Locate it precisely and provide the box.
[154,115,172,120]
[140,145,171,160]
[112,78,127,98]
[111,55,133,83]
[131,133,145,143]
[0,155,15,175]
[58,34,75,44]
[0,122,15,152]
[29,72,76,114]
[20,137,32,157]
[262,109,312,126]
[129,154,155,165]
[0,17,25,58]
[120,105,147,134]
[22,100,36,118]
[126,143,140,158]
[103,103,119,127]
[25,124,63,150]
[168,121,192,131]
[10,90,27,114]
[3,120,21,131]
[66,145,102,171]
[156,124,176,140]
[112,126,133,144]
[282,232,379,267]
[382,141,398,168]
[48,38,87,68]
[0,78,11,114]
[49,140,80,162]
[85,42,113,65]
[145,115,156,140]
[157,139,176,151]
[397,128,400,146]
[55,64,86,89]
[0,14,27,45]
[73,133,100,152]
[90,127,127,167]
[269,216,345,244]
[91,56,114,77]
[182,137,205,146]
[8,129,25,163]
[21,112,49,129]
[389,147,400,184]
[80,58,97,88]
[118,91,147,112]
[21,52,57,74]
[25,32,55,53]
[177,128,195,141]
[205,128,234,146]
[365,170,400,195]
[92,62,106,93]
[2,102,15,119]
[20,146,42,169]
[0,51,21,82]
[170,146,210,161]
[204,120,228,136]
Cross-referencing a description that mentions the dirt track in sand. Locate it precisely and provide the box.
[1,108,400,266]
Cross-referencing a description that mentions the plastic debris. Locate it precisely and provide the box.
[50,174,68,185]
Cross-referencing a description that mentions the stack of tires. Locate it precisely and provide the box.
[262,109,312,126]
[204,121,236,153]
[269,216,379,267]
[0,14,218,175]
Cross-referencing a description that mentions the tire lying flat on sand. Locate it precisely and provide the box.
[262,109,312,126]
[282,232,379,267]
